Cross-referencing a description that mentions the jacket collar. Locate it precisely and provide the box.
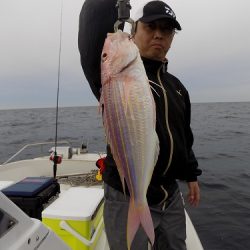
[141,57,168,73]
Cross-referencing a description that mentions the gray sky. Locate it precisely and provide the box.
[0,0,249,109]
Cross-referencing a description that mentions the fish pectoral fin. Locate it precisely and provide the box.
[120,80,136,120]
[127,200,155,249]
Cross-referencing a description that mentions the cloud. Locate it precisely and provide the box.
[0,0,249,109]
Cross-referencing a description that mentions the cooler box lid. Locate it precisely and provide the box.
[42,187,104,221]
[2,177,54,197]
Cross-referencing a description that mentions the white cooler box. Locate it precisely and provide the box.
[42,187,104,250]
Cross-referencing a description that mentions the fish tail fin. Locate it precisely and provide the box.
[139,202,155,246]
[127,200,155,249]
[127,200,140,250]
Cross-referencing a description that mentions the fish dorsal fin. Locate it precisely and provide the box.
[99,89,103,114]
[153,132,160,167]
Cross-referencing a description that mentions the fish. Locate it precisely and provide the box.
[100,30,159,249]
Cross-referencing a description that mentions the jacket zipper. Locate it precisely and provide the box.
[157,66,174,175]
[155,66,175,206]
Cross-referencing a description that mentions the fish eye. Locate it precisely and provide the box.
[102,52,108,62]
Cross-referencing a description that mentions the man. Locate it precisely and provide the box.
[102,1,202,250]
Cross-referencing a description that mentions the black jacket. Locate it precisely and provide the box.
[102,57,202,205]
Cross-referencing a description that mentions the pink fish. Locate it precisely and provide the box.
[100,30,159,249]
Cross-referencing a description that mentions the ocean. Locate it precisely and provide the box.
[0,102,249,250]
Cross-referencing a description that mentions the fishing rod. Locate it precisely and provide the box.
[52,0,64,179]
[114,0,135,33]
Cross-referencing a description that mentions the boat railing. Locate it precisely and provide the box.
[1,141,71,165]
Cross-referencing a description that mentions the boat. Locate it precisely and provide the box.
[0,0,203,248]
[0,142,204,250]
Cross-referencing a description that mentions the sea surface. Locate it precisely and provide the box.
[0,102,249,250]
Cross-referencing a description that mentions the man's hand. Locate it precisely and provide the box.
[187,181,200,207]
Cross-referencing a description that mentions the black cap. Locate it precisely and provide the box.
[138,1,181,30]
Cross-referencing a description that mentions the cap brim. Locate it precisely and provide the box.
[139,15,182,30]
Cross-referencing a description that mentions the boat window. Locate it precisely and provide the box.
[0,209,17,238]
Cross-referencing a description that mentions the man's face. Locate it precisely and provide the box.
[133,20,175,61]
